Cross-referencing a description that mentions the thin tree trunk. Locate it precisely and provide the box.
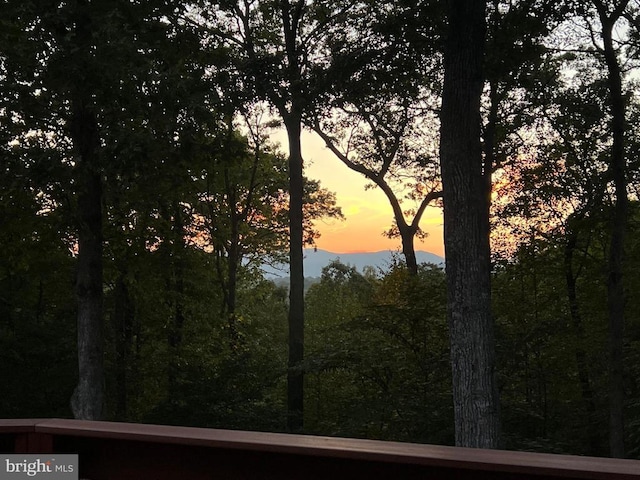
[274,0,307,433]
[226,238,241,348]
[225,228,244,353]
[159,199,187,396]
[285,117,305,432]
[114,272,134,420]
[596,1,628,457]
[439,0,501,448]
[223,158,243,351]
[483,81,499,205]
[168,201,186,389]
[608,192,627,459]
[564,231,602,455]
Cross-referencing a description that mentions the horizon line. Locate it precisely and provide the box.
[307,247,443,256]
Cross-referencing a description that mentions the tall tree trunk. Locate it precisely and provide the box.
[596,0,629,458]
[279,0,306,433]
[285,116,305,432]
[439,0,501,448]
[223,159,243,351]
[67,0,104,422]
[70,109,104,420]
[167,201,186,393]
[564,230,602,455]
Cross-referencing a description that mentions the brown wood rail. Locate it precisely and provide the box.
[0,419,638,479]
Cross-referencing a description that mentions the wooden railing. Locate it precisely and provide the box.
[0,419,638,479]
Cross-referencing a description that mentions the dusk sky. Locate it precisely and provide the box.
[272,130,445,256]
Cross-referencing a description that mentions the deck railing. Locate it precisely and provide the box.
[1,419,638,479]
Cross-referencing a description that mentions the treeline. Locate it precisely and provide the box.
[1,0,640,458]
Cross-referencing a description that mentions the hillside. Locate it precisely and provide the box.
[262,248,444,280]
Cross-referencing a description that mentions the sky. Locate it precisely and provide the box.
[271,130,445,256]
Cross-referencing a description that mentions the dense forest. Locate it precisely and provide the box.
[1,0,639,459]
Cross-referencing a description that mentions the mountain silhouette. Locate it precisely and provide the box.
[262,248,444,279]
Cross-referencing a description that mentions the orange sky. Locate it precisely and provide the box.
[272,130,445,256]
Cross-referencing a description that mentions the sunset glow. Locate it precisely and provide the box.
[272,130,445,256]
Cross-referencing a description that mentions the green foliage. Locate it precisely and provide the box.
[138,275,289,431]
[492,214,640,456]
[0,181,76,417]
[305,260,452,443]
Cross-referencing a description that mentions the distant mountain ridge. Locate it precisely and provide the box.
[262,248,444,279]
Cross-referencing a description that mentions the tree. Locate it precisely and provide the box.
[311,96,441,276]
[439,0,501,448]
[194,0,357,431]
[1,0,210,419]
[1,0,107,419]
[310,2,443,275]
[491,46,616,455]
[482,0,570,205]
[195,113,343,350]
[590,0,632,457]
[491,1,640,455]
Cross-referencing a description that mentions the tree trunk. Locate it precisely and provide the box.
[564,231,603,455]
[113,272,134,420]
[439,0,501,448]
[70,114,104,420]
[597,2,628,458]
[67,0,104,422]
[167,201,186,393]
[224,161,243,351]
[399,224,419,276]
[286,117,305,432]
[226,236,241,349]
[483,81,499,205]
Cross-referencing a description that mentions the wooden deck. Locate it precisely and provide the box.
[0,419,638,479]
